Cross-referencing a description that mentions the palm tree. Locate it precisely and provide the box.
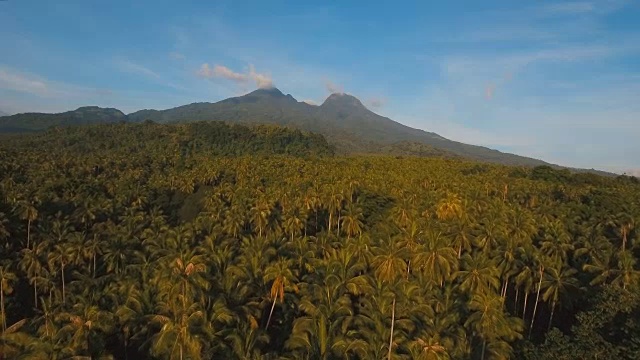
[609,208,636,252]
[48,243,73,304]
[465,292,523,360]
[540,220,573,268]
[226,321,269,360]
[341,202,364,239]
[436,193,463,221]
[85,234,102,278]
[14,199,38,249]
[0,266,16,333]
[449,215,473,258]
[287,247,371,358]
[56,301,114,357]
[264,258,298,330]
[0,319,32,359]
[282,207,305,242]
[528,258,546,338]
[20,242,46,308]
[326,190,344,235]
[223,206,245,239]
[454,254,499,296]
[0,213,10,245]
[474,208,505,254]
[250,200,271,238]
[408,332,451,360]
[150,300,208,360]
[372,240,407,360]
[611,250,640,290]
[413,230,458,286]
[541,265,580,330]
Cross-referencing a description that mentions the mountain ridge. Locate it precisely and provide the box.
[0,106,126,132]
[0,87,604,172]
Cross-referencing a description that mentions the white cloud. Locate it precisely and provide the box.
[248,64,273,88]
[302,99,318,105]
[0,65,49,96]
[198,63,273,89]
[198,64,246,82]
[114,58,160,79]
[325,80,343,94]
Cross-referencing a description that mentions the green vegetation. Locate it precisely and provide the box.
[0,106,126,132]
[0,122,638,359]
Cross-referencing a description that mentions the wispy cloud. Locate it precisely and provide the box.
[543,2,595,15]
[302,99,318,105]
[0,65,49,96]
[325,80,343,94]
[198,63,273,89]
[541,0,630,16]
[248,65,273,89]
[199,64,246,82]
[114,57,160,79]
[368,97,386,109]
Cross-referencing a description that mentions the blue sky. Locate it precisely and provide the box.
[1,1,639,173]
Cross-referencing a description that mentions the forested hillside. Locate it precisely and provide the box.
[0,122,639,359]
[128,88,548,167]
[0,106,127,132]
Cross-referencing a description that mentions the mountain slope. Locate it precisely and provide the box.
[0,106,126,132]
[129,88,547,166]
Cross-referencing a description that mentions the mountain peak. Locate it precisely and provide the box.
[321,93,366,109]
[247,87,285,97]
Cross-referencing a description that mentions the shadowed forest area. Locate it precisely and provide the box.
[0,122,639,359]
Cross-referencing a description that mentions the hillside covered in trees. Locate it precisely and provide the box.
[0,122,639,359]
[0,106,127,132]
[0,88,550,167]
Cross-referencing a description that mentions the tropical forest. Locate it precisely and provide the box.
[0,121,639,359]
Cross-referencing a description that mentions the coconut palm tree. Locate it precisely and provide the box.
[372,240,407,360]
[465,292,523,360]
[56,301,114,358]
[264,258,298,330]
[0,319,32,359]
[541,265,580,330]
[0,266,16,333]
[14,199,38,249]
[150,300,208,360]
[413,230,458,287]
[341,202,364,239]
[454,254,500,297]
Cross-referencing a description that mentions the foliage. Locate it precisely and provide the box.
[0,106,126,131]
[0,122,638,359]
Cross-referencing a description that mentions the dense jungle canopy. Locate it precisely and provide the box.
[0,121,639,359]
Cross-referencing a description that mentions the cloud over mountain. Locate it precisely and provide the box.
[198,63,273,88]
[325,80,343,94]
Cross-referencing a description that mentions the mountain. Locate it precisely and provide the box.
[128,88,547,166]
[0,106,126,132]
[0,110,8,117]
[0,89,561,167]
